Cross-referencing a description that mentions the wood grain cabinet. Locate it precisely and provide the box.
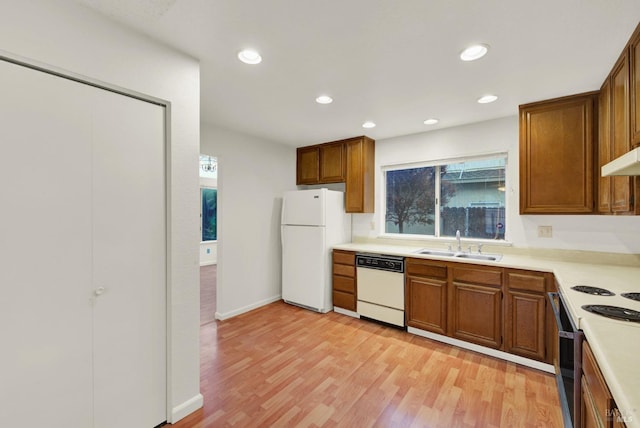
[630,24,640,148]
[450,264,503,349]
[519,92,598,214]
[332,250,356,311]
[581,340,627,428]
[344,136,375,213]
[599,47,638,215]
[296,145,320,184]
[405,258,448,335]
[296,136,375,213]
[296,142,345,185]
[504,269,552,362]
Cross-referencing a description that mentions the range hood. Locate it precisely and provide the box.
[601,147,640,176]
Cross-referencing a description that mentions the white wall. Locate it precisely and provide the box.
[0,0,201,422]
[353,116,640,254]
[201,123,296,319]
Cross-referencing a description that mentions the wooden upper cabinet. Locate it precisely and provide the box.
[345,136,375,213]
[599,78,612,213]
[296,142,345,185]
[519,92,597,214]
[296,146,319,185]
[630,24,640,148]
[319,142,345,183]
[296,136,374,213]
[610,51,635,213]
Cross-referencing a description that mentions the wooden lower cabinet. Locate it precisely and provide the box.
[581,340,627,427]
[450,264,503,349]
[505,291,546,360]
[451,281,502,348]
[504,269,550,362]
[332,250,356,311]
[405,258,448,334]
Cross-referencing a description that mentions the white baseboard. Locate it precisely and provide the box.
[333,307,360,318]
[199,261,217,266]
[215,295,282,320]
[171,393,204,423]
[407,327,555,374]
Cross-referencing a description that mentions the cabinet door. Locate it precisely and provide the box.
[631,26,640,147]
[319,142,345,183]
[451,282,502,349]
[611,53,635,213]
[599,78,612,213]
[406,276,447,334]
[345,137,375,213]
[519,93,596,214]
[296,146,319,185]
[505,291,546,361]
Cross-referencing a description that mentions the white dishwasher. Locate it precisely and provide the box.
[356,253,405,327]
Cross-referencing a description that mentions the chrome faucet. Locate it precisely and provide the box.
[455,229,462,252]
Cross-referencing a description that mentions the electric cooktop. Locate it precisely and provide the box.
[581,305,640,323]
[571,285,615,296]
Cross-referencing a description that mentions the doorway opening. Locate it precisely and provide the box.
[199,154,217,325]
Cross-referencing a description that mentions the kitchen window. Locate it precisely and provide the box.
[384,155,506,240]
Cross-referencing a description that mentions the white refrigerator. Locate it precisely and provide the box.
[281,189,351,313]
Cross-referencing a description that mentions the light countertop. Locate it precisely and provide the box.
[333,241,640,427]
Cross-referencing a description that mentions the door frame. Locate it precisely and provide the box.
[0,51,174,423]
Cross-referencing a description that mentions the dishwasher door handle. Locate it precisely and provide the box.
[547,292,575,339]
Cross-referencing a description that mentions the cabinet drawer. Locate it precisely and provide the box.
[506,270,546,293]
[582,341,616,424]
[333,275,355,293]
[452,265,502,287]
[333,250,355,265]
[333,290,356,311]
[406,258,447,279]
[333,264,354,278]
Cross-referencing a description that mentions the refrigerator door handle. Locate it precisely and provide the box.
[281,197,286,226]
[281,225,285,252]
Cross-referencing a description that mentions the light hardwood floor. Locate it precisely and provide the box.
[200,264,217,326]
[170,301,563,427]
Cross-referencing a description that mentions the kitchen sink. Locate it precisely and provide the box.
[414,248,502,262]
[454,253,502,261]
[414,249,457,257]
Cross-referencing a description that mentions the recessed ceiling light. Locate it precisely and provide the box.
[315,95,333,104]
[477,94,498,104]
[460,44,489,61]
[362,121,376,129]
[237,49,262,65]
[423,118,439,125]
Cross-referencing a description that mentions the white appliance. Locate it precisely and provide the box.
[356,254,406,327]
[281,189,351,312]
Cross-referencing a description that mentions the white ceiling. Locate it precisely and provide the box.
[73,0,640,147]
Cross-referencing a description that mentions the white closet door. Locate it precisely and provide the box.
[0,61,94,427]
[91,89,166,428]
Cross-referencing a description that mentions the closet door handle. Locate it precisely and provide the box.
[94,287,106,296]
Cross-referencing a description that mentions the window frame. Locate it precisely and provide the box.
[381,152,508,242]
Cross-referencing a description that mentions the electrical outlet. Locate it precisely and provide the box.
[538,225,553,238]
